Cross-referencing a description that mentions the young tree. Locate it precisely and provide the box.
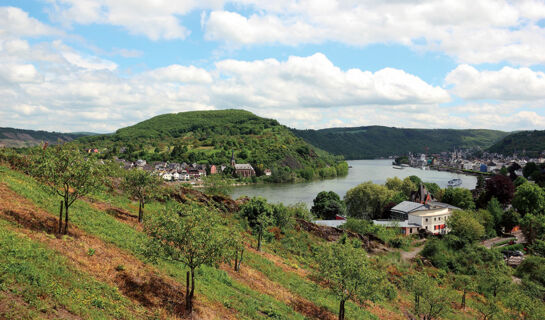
[239,197,274,251]
[512,182,545,217]
[34,144,104,234]
[317,241,386,320]
[311,191,345,220]
[144,204,229,314]
[452,274,475,309]
[407,273,452,319]
[487,197,504,234]
[121,169,162,223]
[345,182,395,220]
[203,174,232,197]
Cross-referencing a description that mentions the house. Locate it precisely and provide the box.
[264,169,272,176]
[162,173,172,181]
[210,165,217,175]
[231,151,255,177]
[135,159,147,167]
[377,200,460,236]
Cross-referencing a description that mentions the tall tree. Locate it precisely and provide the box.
[317,240,386,320]
[144,204,229,314]
[447,210,485,242]
[485,175,515,206]
[345,182,395,220]
[311,191,345,220]
[34,144,104,234]
[512,182,545,217]
[442,188,476,210]
[121,169,162,223]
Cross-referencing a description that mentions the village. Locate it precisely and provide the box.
[398,148,545,175]
[113,151,268,183]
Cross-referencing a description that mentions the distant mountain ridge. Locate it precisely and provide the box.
[487,130,545,157]
[292,126,509,159]
[0,127,92,148]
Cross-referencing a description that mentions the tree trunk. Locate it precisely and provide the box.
[58,200,63,234]
[189,268,195,313]
[186,271,191,313]
[238,249,244,271]
[338,299,345,320]
[234,252,238,271]
[138,199,143,223]
[257,231,262,251]
[462,290,466,309]
[63,200,69,235]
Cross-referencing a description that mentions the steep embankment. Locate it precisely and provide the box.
[0,127,91,148]
[293,126,508,159]
[76,109,341,174]
[0,165,391,319]
[487,130,545,157]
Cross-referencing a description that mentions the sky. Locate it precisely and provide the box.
[1,1,545,133]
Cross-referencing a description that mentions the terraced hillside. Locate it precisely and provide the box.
[0,160,541,319]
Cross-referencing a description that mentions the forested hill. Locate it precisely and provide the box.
[0,127,91,148]
[292,126,508,159]
[487,130,545,157]
[77,109,343,177]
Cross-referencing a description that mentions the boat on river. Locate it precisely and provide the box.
[447,178,462,187]
[393,165,404,170]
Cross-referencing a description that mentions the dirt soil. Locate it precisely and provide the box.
[0,183,235,320]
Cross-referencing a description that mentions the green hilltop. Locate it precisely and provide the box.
[77,109,346,181]
[292,126,509,159]
[487,130,545,157]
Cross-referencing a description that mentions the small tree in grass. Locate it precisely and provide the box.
[121,169,162,223]
[407,273,452,320]
[452,274,475,309]
[34,144,104,234]
[144,204,229,314]
[317,240,385,320]
[239,197,274,251]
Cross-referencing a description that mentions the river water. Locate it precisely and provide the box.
[230,159,477,207]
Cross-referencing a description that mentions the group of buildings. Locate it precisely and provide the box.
[404,149,545,175]
[315,184,460,236]
[116,152,263,182]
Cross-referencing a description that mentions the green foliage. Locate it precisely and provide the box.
[447,210,485,243]
[32,144,106,234]
[405,273,452,319]
[442,188,475,210]
[317,240,390,319]
[345,181,396,219]
[121,168,162,222]
[487,197,504,234]
[341,218,398,243]
[512,182,545,216]
[76,109,347,182]
[385,177,416,198]
[423,182,440,199]
[293,126,507,159]
[520,214,545,247]
[310,191,345,219]
[203,174,233,196]
[514,176,528,188]
[488,130,545,157]
[516,256,545,287]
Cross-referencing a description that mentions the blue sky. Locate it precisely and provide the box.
[1,0,545,132]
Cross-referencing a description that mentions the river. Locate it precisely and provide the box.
[230,159,477,207]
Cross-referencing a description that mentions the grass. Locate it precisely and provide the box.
[491,238,516,247]
[0,219,148,320]
[0,166,308,319]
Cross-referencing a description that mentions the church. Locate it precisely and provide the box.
[231,151,256,177]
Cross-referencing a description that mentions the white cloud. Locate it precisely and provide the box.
[446,65,545,101]
[203,0,545,65]
[142,65,213,84]
[212,53,449,108]
[0,6,61,38]
[0,63,42,83]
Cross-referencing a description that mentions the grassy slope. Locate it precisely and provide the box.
[487,130,545,157]
[0,166,380,319]
[1,165,499,320]
[76,109,340,170]
[293,126,508,159]
[0,127,90,148]
[0,218,148,320]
